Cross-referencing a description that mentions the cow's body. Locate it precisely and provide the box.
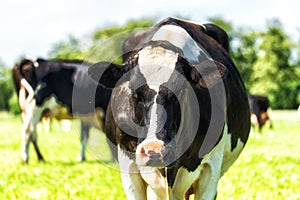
[89,17,250,199]
[12,58,111,163]
[248,94,273,132]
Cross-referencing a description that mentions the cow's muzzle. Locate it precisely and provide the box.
[136,140,175,167]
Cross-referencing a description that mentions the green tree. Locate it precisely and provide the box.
[298,29,300,66]
[0,61,14,111]
[231,29,259,90]
[48,35,87,60]
[47,19,155,63]
[250,19,298,108]
[86,18,155,64]
[45,17,299,109]
[208,17,257,89]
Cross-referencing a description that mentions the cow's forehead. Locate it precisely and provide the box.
[137,46,179,92]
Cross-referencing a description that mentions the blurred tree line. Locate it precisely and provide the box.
[1,17,299,113]
[209,17,300,109]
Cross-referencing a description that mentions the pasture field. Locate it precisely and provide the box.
[0,110,299,200]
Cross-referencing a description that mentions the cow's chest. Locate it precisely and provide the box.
[135,123,245,199]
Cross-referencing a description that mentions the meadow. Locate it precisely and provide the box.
[0,110,299,200]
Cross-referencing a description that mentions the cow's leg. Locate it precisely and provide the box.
[80,121,90,161]
[42,117,51,134]
[118,146,147,199]
[95,109,114,162]
[31,129,44,162]
[139,167,168,199]
[31,106,45,162]
[21,104,35,163]
[250,113,259,135]
[193,163,219,200]
[21,102,44,163]
[257,113,264,133]
[171,166,202,200]
[193,131,231,200]
[21,120,31,164]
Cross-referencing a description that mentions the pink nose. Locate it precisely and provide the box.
[136,140,175,166]
[140,141,164,159]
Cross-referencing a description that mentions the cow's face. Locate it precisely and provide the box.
[89,43,227,167]
[126,46,186,166]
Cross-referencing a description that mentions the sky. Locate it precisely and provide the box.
[1,0,299,66]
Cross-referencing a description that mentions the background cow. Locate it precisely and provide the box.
[89,17,250,199]
[248,94,273,133]
[12,58,111,163]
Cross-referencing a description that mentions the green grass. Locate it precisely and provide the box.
[0,113,125,200]
[0,111,299,199]
[218,110,300,200]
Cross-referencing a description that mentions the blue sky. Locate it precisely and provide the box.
[1,0,299,66]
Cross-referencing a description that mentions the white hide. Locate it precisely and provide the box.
[151,24,210,63]
[138,46,178,92]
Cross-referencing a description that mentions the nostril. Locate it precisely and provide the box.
[136,140,175,167]
[147,150,161,159]
[137,140,165,159]
[140,146,146,157]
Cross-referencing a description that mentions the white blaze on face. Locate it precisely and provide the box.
[148,96,158,140]
[138,46,178,91]
[138,46,177,140]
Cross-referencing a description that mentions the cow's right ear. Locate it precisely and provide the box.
[88,61,127,88]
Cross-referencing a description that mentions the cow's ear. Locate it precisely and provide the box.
[190,60,228,88]
[88,61,127,88]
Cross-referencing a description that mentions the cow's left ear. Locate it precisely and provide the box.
[88,61,128,88]
[190,60,228,88]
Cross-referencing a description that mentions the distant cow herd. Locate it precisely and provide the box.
[12,58,111,163]
[11,17,275,199]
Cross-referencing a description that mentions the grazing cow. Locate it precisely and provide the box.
[88,17,250,199]
[248,94,273,132]
[12,58,111,163]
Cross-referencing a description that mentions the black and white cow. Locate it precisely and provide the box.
[12,58,111,163]
[89,17,250,199]
[248,94,273,133]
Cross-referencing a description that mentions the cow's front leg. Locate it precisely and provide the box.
[21,102,34,163]
[21,102,44,163]
[193,163,219,200]
[31,105,45,162]
[139,166,168,200]
[193,134,229,199]
[21,122,31,164]
[118,145,147,199]
[79,121,90,161]
[22,117,44,163]
[31,128,44,162]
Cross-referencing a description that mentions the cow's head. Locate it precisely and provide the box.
[15,59,39,88]
[14,58,51,88]
[89,41,227,167]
